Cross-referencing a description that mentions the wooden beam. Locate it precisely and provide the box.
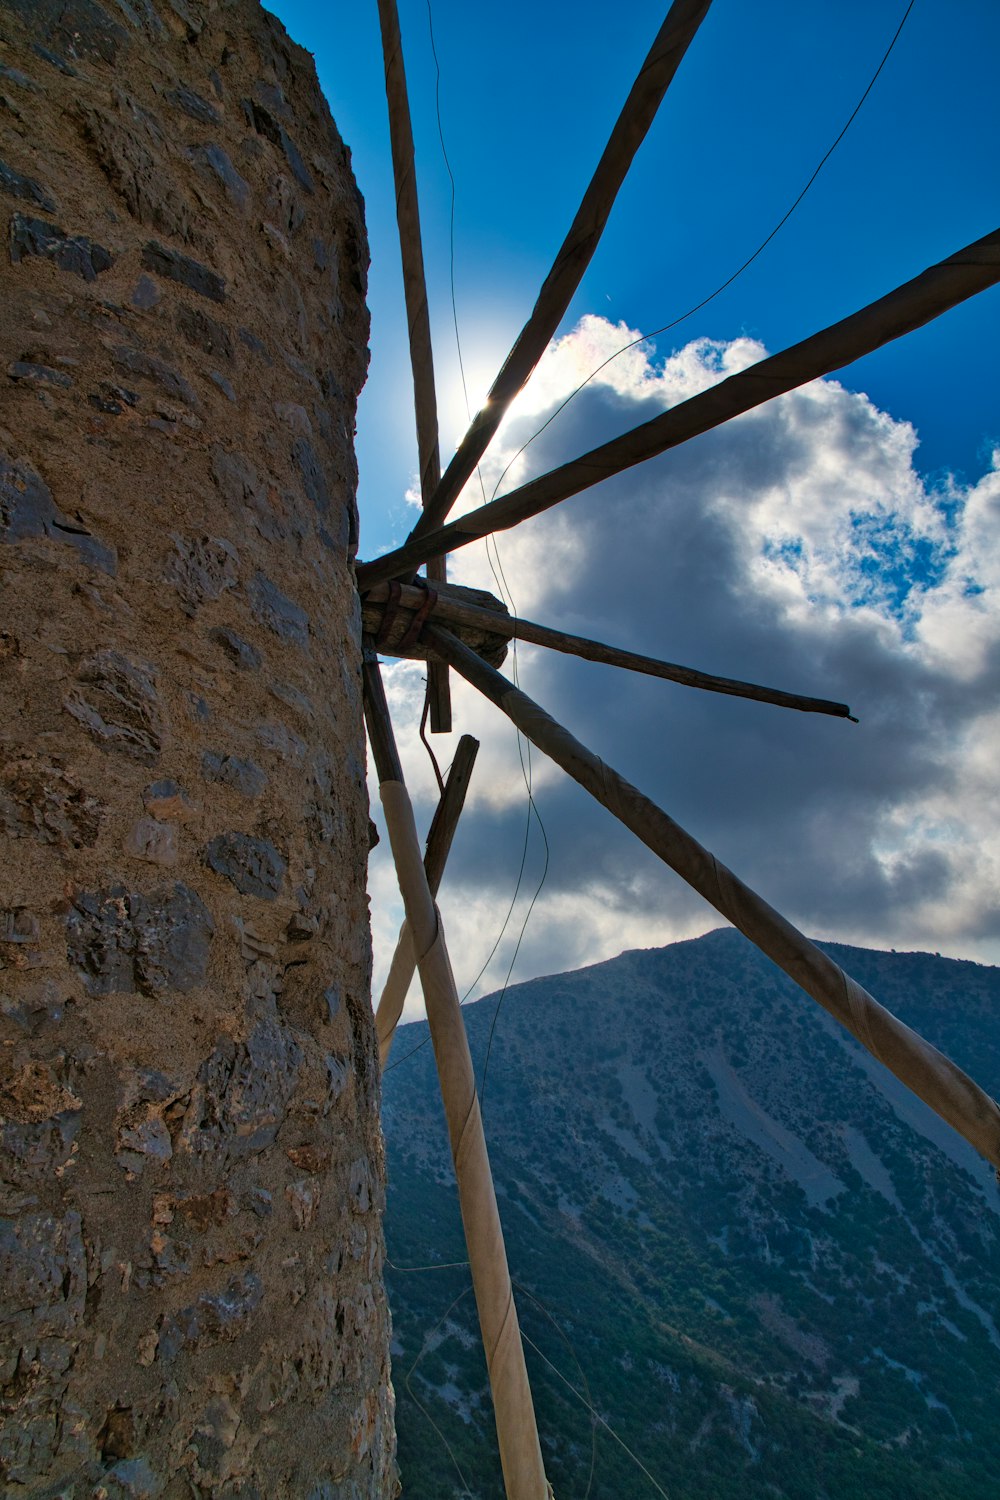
[361,656,548,1499]
[376,735,480,1063]
[427,622,1000,1172]
[355,227,1000,591]
[376,0,440,508]
[426,576,453,731]
[361,636,404,783]
[375,0,452,731]
[410,0,714,539]
[424,734,480,885]
[363,579,854,719]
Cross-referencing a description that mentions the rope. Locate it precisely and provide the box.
[419,685,446,797]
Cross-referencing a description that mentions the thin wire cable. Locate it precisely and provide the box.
[381,776,541,1063]
[426,0,475,479]
[387,1261,634,1499]
[402,1283,476,1496]
[411,0,920,1077]
[522,1330,672,1498]
[479,796,549,1109]
[388,1253,470,1273]
[459,794,534,997]
[514,1280,597,1499]
[487,0,918,504]
[419,681,446,796]
[382,1032,430,1073]
[424,0,552,1099]
[385,1237,666,1497]
[381,789,534,1076]
[476,533,552,1108]
[382,15,914,1491]
[382,679,546,1080]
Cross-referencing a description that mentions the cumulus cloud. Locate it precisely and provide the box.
[367,316,1000,1023]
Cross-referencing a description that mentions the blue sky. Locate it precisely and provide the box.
[269,0,1000,1008]
[272,0,999,537]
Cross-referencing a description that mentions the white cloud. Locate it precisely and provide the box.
[368,317,1000,1022]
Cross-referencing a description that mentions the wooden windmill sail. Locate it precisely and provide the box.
[363,3,1000,1495]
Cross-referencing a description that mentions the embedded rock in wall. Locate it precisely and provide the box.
[0,0,396,1493]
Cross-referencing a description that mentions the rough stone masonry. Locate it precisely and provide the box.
[0,0,398,1493]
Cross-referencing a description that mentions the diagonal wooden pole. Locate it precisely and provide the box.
[362,578,855,719]
[361,644,549,1499]
[427,623,1000,1171]
[375,0,451,730]
[376,734,479,1063]
[356,227,1000,591]
[410,0,714,540]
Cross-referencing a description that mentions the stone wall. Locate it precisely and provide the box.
[0,1,396,1493]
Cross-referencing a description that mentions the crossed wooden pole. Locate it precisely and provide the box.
[363,650,550,1496]
[368,2,1000,1495]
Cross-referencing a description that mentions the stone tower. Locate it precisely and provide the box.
[0,0,396,1492]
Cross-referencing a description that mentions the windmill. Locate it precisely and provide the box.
[354,2,1000,1494]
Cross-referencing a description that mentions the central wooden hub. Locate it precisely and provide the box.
[360,578,511,668]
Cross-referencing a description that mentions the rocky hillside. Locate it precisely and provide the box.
[382,929,1000,1499]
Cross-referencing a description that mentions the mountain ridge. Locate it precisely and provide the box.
[381,928,1000,1498]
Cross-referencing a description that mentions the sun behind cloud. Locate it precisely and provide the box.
[369,317,1000,1022]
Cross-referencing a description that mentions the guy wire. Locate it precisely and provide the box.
[522,1329,672,1498]
[386,1245,662,1498]
[424,0,551,1104]
[387,4,911,1491]
[488,0,918,505]
[402,1281,477,1496]
[388,1253,471,1274]
[387,0,531,1075]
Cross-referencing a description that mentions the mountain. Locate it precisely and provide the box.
[380,929,1000,1499]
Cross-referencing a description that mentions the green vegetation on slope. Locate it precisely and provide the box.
[382,932,1000,1497]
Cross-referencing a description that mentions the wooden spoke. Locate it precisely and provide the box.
[410,0,714,540]
[362,646,548,1498]
[376,0,452,729]
[363,578,855,718]
[356,227,1000,591]
[376,734,480,1062]
[427,622,1000,1171]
